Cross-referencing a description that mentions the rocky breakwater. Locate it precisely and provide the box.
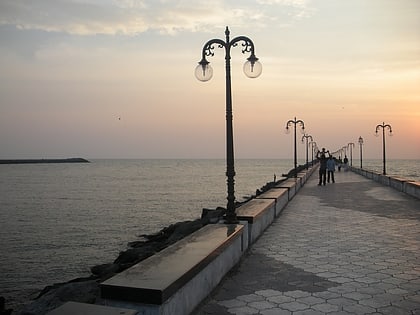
[0,158,90,164]
[13,209,223,315]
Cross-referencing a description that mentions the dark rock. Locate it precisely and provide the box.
[201,207,225,223]
[113,246,156,265]
[282,164,308,178]
[127,239,147,248]
[90,263,120,277]
[167,219,203,243]
[16,281,100,315]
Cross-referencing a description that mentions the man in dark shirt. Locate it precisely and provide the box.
[317,148,329,186]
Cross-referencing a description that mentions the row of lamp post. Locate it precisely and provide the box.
[195,27,393,223]
[284,119,317,178]
[285,117,305,177]
[334,121,392,175]
[302,133,313,170]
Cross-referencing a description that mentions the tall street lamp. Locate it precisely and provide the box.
[310,141,317,166]
[348,142,355,167]
[301,133,313,169]
[358,136,364,169]
[285,117,305,177]
[195,26,262,223]
[375,122,393,175]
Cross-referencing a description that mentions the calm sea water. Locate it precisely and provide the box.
[0,158,418,311]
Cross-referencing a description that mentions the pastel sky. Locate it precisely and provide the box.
[0,0,419,159]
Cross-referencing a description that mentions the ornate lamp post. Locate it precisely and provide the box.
[195,27,262,223]
[310,141,317,166]
[348,142,355,167]
[375,122,393,175]
[285,117,305,177]
[301,134,313,169]
[358,136,364,169]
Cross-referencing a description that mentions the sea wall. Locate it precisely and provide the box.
[350,167,420,200]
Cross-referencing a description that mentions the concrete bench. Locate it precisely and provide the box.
[100,223,245,315]
[275,178,299,200]
[236,198,275,245]
[297,172,307,185]
[256,188,289,217]
[47,301,138,315]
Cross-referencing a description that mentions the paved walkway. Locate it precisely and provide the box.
[194,170,420,315]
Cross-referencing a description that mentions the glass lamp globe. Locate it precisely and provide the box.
[195,62,213,82]
[243,56,262,78]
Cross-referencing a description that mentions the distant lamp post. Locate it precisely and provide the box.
[195,26,262,223]
[301,134,313,169]
[310,141,317,166]
[348,142,355,167]
[375,122,393,175]
[342,146,347,159]
[358,136,364,169]
[285,117,305,177]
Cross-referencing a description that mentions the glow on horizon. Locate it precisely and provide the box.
[0,0,419,159]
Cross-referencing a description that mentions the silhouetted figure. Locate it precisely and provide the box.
[338,156,342,171]
[317,148,329,186]
[343,155,349,171]
[327,155,336,183]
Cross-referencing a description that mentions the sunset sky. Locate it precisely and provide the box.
[1,0,419,160]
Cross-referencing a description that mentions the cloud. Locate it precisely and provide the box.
[0,0,312,36]
[256,0,315,19]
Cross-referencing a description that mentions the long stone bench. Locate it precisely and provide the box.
[275,178,300,200]
[47,301,138,315]
[236,198,275,245]
[100,223,245,315]
[256,187,289,217]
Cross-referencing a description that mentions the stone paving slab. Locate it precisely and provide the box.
[193,170,420,315]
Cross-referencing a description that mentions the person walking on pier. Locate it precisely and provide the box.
[343,155,349,171]
[327,155,336,183]
[317,148,328,186]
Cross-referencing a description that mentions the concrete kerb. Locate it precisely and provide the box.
[351,166,420,200]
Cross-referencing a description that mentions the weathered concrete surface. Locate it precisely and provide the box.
[194,170,420,315]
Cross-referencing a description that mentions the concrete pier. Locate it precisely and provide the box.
[194,170,420,314]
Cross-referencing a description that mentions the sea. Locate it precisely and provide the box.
[0,158,419,311]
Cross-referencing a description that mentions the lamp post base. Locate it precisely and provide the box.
[224,214,239,224]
